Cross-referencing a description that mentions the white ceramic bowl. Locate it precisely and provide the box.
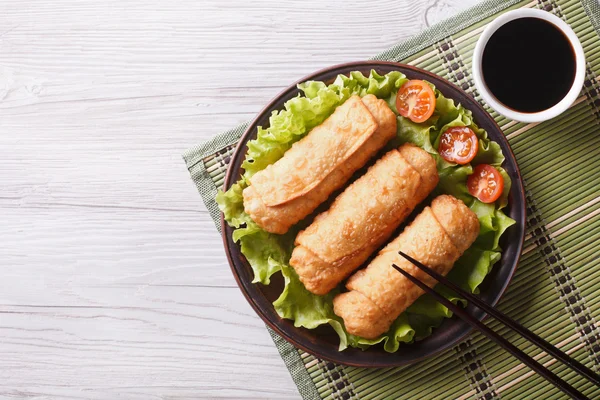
[472,8,585,123]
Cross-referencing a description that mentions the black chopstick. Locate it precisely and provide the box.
[391,254,596,400]
[398,251,600,387]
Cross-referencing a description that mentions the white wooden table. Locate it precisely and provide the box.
[0,1,479,398]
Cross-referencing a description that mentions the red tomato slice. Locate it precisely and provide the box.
[396,80,436,123]
[467,164,504,203]
[438,126,479,164]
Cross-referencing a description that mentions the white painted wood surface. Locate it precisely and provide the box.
[0,0,480,398]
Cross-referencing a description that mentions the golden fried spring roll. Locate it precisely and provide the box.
[290,144,438,295]
[333,195,479,339]
[243,94,396,234]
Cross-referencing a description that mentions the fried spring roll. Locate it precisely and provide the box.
[333,195,479,339]
[290,144,438,295]
[243,94,396,234]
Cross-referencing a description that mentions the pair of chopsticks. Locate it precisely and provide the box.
[393,252,600,400]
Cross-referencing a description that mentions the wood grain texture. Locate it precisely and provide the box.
[0,0,479,398]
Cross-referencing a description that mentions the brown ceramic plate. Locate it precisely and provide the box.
[221,61,525,367]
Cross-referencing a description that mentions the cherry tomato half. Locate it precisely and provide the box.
[467,164,504,204]
[396,80,436,123]
[438,126,479,164]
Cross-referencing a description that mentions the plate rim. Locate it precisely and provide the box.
[220,60,526,367]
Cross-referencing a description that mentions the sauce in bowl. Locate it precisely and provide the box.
[481,17,576,113]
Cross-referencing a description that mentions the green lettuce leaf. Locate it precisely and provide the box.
[216,182,251,228]
[235,226,287,285]
[273,265,350,348]
[217,182,296,285]
[449,247,502,293]
[217,70,516,353]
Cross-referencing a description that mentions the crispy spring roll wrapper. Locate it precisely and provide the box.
[290,144,438,295]
[243,94,396,234]
[333,195,479,339]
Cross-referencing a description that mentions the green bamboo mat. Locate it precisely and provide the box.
[183,0,600,398]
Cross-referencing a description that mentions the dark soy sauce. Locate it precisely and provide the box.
[482,17,576,113]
